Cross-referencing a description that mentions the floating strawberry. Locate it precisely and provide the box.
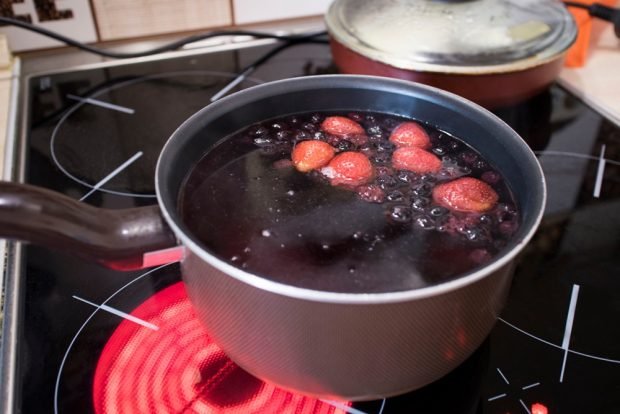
[432,177,499,213]
[321,116,365,137]
[291,140,335,172]
[392,147,442,173]
[322,151,374,187]
[389,121,431,149]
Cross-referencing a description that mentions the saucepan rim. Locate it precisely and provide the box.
[155,74,547,305]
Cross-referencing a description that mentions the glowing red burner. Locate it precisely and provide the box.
[531,402,549,414]
[93,282,351,414]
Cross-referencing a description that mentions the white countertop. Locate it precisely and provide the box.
[0,68,11,177]
[558,20,620,126]
[0,33,10,177]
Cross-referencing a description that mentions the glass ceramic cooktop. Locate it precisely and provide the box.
[1,39,619,414]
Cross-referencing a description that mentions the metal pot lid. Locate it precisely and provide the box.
[325,0,577,73]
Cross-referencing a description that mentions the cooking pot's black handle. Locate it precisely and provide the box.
[0,181,179,270]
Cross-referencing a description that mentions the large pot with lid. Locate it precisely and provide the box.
[326,0,578,108]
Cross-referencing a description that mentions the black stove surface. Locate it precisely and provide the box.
[8,41,620,413]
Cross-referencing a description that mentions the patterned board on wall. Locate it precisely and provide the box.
[0,0,97,51]
[0,0,234,50]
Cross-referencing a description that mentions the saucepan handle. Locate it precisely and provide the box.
[0,181,181,270]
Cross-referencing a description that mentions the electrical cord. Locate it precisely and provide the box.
[0,16,328,58]
[564,1,620,38]
[210,39,315,102]
[3,14,330,113]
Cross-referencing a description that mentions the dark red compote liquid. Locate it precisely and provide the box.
[179,112,519,293]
